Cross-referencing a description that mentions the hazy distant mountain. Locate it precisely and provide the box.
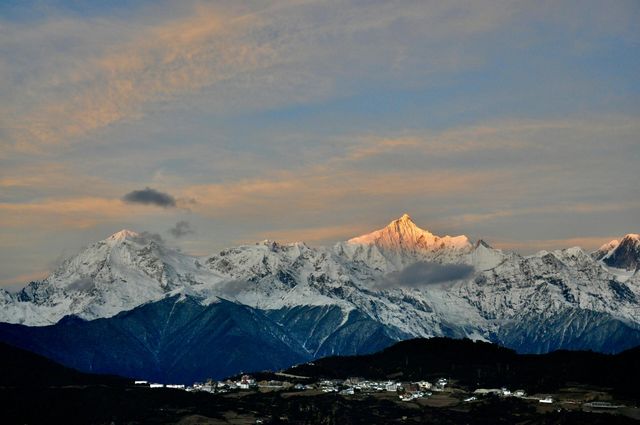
[0,214,638,381]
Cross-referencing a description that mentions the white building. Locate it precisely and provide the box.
[417,381,432,390]
[473,388,502,395]
[385,381,399,392]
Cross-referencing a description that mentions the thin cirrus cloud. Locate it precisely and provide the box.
[0,197,159,229]
[0,0,528,154]
[0,1,638,288]
[337,116,640,166]
[440,199,640,229]
[494,237,624,253]
[2,4,268,153]
[182,168,502,219]
[252,223,375,246]
[1,115,637,232]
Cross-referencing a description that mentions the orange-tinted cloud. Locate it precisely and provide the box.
[5,5,271,153]
[181,167,502,219]
[494,236,621,253]
[339,117,640,163]
[0,197,167,229]
[1,1,531,155]
[251,223,374,246]
[447,201,640,226]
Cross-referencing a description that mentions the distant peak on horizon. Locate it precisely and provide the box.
[107,229,140,242]
[396,213,413,222]
[348,213,472,251]
[387,213,434,234]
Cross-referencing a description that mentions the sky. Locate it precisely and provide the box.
[1,0,639,288]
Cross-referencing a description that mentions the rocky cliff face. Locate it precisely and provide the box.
[593,234,640,271]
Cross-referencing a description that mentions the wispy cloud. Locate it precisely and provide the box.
[339,116,640,165]
[494,236,623,253]
[1,1,638,288]
[0,270,49,288]
[169,220,194,238]
[182,168,501,219]
[447,201,640,226]
[1,115,637,234]
[251,223,373,245]
[0,197,165,229]
[3,4,271,152]
[373,261,475,289]
[1,0,525,154]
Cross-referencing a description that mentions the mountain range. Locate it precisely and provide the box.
[0,214,638,382]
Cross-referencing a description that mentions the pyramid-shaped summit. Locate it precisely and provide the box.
[107,229,140,243]
[348,213,472,253]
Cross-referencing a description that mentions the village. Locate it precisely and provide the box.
[136,375,451,400]
[131,374,639,420]
[136,375,552,404]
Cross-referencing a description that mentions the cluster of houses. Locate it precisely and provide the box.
[135,380,186,390]
[134,377,630,412]
[135,375,258,393]
[316,376,449,400]
[135,375,450,401]
[189,375,261,393]
[471,387,557,404]
[472,387,527,398]
[137,375,556,406]
[138,375,311,393]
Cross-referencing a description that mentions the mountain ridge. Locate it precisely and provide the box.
[0,214,638,380]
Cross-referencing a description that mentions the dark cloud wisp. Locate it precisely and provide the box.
[122,187,176,208]
[132,231,164,245]
[217,280,252,298]
[169,220,194,238]
[374,261,475,290]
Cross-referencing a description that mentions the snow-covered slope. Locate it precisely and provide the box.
[1,231,226,325]
[1,215,639,356]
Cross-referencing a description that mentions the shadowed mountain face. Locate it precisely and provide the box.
[0,295,403,383]
[0,341,129,388]
[286,337,640,399]
[0,297,304,383]
[1,293,639,384]
[603,235,640,271]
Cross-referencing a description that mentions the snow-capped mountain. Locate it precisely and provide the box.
[0,214,639,381]
[593,233,640,271]
[0,230,227,325]
[338,213,474,270]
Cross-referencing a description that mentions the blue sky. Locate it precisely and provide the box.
[1,0,639,287]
